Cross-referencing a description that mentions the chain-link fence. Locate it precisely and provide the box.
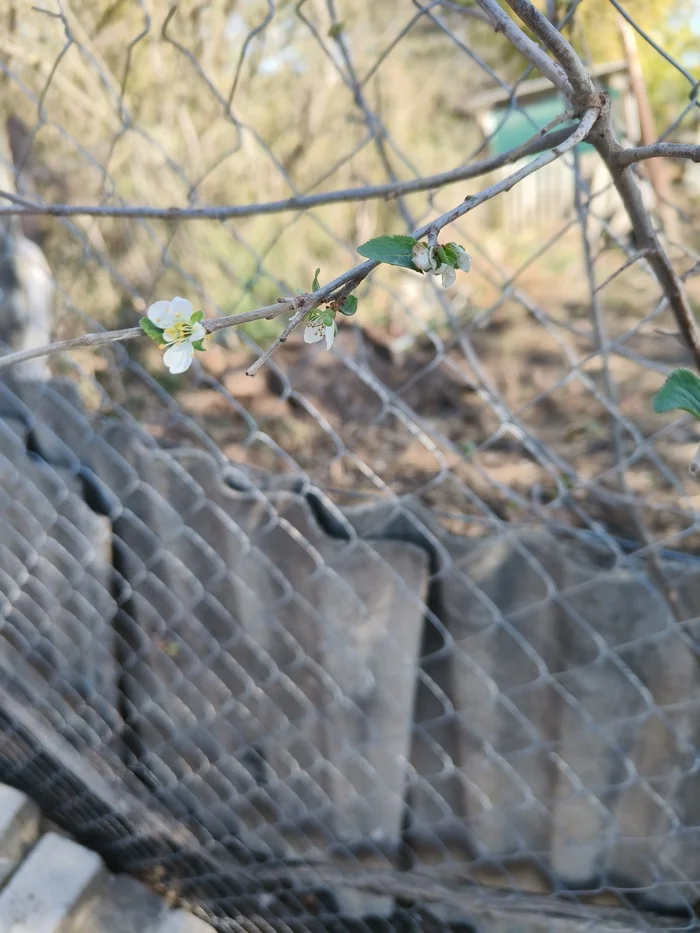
[2,1,700,930]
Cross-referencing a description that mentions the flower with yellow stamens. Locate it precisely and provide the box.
[144,297,207,374]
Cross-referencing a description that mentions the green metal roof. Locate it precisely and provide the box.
[488,90,618,157]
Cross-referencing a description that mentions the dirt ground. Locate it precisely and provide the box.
[121,240,700,552]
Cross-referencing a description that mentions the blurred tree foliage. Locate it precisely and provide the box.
[568,0,697,128]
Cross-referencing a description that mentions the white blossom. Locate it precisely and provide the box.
[412,243,437,273]
[146,297,206,374]
[440,265,456,288]
[304,314,336,350]
[451,244,471,272]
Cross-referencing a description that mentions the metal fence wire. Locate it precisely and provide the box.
[2,1,700,930]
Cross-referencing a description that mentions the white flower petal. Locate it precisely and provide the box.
[412,244,432,272]
[441,266,456,288]
[324,324,336,350]
[190,321,206,342]
[304,323,324,344]
[169,296,194,322]
[456,248,471,272]
[163,340,195,374]
[147,300,177,328]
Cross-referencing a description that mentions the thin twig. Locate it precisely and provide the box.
[0,326,143,373]
[593,113,700,370]
[245,308,308,377]
[0,123,578,222]
[592,248,656,293]
[616,142,700,166]
[0,301,299,374]
[576,150,685,620]
[500,0,596,105]
[244,264,376,378]
[473,0,574,98]
[430,108,598,230]
[0,113,597,377]
[492,0,700,372]
[244,109,597,375]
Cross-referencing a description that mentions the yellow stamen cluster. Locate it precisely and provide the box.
[163,321,193,343]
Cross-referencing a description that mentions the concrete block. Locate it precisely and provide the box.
[155,907,212,933]
[0,784,40,887]
[0,832,103,932]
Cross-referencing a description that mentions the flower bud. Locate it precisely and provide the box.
[412,243,433,272]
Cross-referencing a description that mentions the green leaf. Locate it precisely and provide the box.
[653,368,700,419]
[191,309,204,324]
[192,339,206,352]
[438,243,461,268]
[312,268,321,291]
[139,317,165,344]
[340,295,358,316]
[357,235,418,269]
[328,22,344,39]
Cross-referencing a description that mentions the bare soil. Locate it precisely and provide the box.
[124,250,700,550]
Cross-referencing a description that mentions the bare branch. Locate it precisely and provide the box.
[0,123,578,222]
[593,248,656,294]
[500,0,596,104]
[0,113,597,377]
[616,142,700,167]
[0,301,300,375]
[473,0,573,98]
[488,0,700,372]
[245,308,308,378]
[0,326,143,373]
[592,109,700,370]
[244,107,594,375]
[244,108,594,375]
[424,108,598,231]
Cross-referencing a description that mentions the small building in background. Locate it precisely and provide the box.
[464,61,638,234]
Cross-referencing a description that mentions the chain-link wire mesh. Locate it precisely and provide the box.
[2,1,700,930]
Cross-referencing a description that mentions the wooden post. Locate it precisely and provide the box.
[617,17,678,238]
